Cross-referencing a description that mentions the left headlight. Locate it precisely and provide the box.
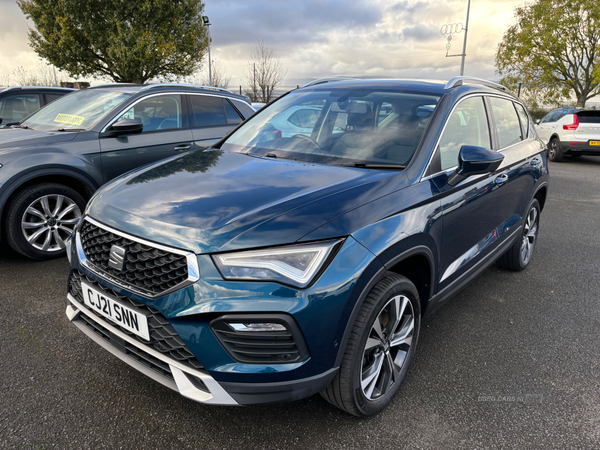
[213,239,344,288]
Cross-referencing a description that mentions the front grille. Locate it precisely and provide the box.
[79,219,189,297]
[69,270,204,371]
[211,316,309,364]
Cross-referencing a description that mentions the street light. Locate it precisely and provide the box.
[202,15,212,86]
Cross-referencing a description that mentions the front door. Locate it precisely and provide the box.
[100,94,193,182]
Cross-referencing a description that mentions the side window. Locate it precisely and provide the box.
[514,103,529,139]
[189,95,227,127]
[539,112,553,123]
[489,97,523,149]
[224,100,243,125]
[0,94,41,123]
[438,97,491,171]
[287,109,318,129]
[116,94,183,132]
[45,93,63,104]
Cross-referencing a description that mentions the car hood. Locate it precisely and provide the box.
[87,149,408,254]
[0,127,77,154]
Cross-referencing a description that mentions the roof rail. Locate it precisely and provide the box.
[88,83,142,89]
[301,77,358,88]
[444,76,506,91]
[141,83,233,94]
[1,85,76,91]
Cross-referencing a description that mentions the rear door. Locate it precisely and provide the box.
[188,94,244,149]
[99,93,193,182]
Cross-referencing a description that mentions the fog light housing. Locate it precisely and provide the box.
[210,314,309,364]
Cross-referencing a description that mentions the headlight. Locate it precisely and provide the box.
[213,239,344,288]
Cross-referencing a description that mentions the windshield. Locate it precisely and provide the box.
[22,89,132,131]
[221,88,441,167]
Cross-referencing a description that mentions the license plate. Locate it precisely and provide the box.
[82,282,150,340]
[590,140,600,146]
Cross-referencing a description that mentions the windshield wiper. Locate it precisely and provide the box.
[53,128,85,132]
[10,124,30,129]
[353,163,406,170]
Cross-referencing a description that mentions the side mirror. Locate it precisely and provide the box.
[535,119,541,124]
[103,119,143,137]
[447,145,504,186]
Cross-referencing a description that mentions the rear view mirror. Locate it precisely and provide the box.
[448,145,504,186]
[103,119,143,137]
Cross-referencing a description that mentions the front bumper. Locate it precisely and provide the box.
[66,222,380,405]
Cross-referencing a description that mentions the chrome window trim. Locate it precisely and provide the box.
[66,296,237,405]
[76,216,200,298]
[419,93,531,182]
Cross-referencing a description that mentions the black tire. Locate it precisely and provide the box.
[496,199,540,271]
[548,137,563,162]
[320,273,421,416]
[5,183,85,260]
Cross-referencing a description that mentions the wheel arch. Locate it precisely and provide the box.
[0,167,98,238]
[333,242,437,368]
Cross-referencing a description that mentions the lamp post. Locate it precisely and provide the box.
[202,15,212,86]
[459,0,471,76]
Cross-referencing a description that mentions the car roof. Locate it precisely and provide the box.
[297,77,513,97]
[87,83,251,103]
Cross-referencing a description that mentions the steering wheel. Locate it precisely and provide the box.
[292,134,322,151]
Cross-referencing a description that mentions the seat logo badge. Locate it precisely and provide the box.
[108,245,126,271]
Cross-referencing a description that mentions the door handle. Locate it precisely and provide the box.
[530,158,541,166]
[174,144,191,151]
[494,174,509,184]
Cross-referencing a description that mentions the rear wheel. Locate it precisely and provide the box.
[320,273,420,416]
[497,199,540,271]
[6,183,85,260]
[548,137,563,162]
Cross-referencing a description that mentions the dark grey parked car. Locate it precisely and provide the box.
[0,83,254,260]
[0,86,75,128]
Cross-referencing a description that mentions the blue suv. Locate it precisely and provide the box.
[66,77,549,416]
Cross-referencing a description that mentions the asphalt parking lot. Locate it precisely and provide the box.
[1,157,599,449]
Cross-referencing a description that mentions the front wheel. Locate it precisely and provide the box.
[5,183,85,260]
[321,273,420,416]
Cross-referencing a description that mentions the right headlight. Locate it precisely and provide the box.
[212,239,344,288]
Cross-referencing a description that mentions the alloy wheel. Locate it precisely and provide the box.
[361,295,415,400]
[520,206,538,265]
[20,194,82,252]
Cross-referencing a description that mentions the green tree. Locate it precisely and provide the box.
[18,0,208,84]
[495,0,600,107]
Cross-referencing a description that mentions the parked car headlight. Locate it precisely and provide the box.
[213,239,344,288]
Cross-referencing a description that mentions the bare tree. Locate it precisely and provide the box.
[11,62,63,86]
[201,60,231,89]
[245,40,286,102]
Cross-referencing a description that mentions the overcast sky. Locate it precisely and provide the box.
[0,0,525,87]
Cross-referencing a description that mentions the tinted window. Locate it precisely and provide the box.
[224,100,243,124]
[438,97,491,171]
[190,95,227,127]
[117,94,183,132]
[0,94,40,123]
[45,93,63,104]
[577,111,600,123]
[514,103,529,139]
[489,97,523,149]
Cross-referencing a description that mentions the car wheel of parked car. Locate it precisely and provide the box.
[497,199,540,271]
[321,273,420,416]
[548,137,563,162]
[6,183,85,260]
